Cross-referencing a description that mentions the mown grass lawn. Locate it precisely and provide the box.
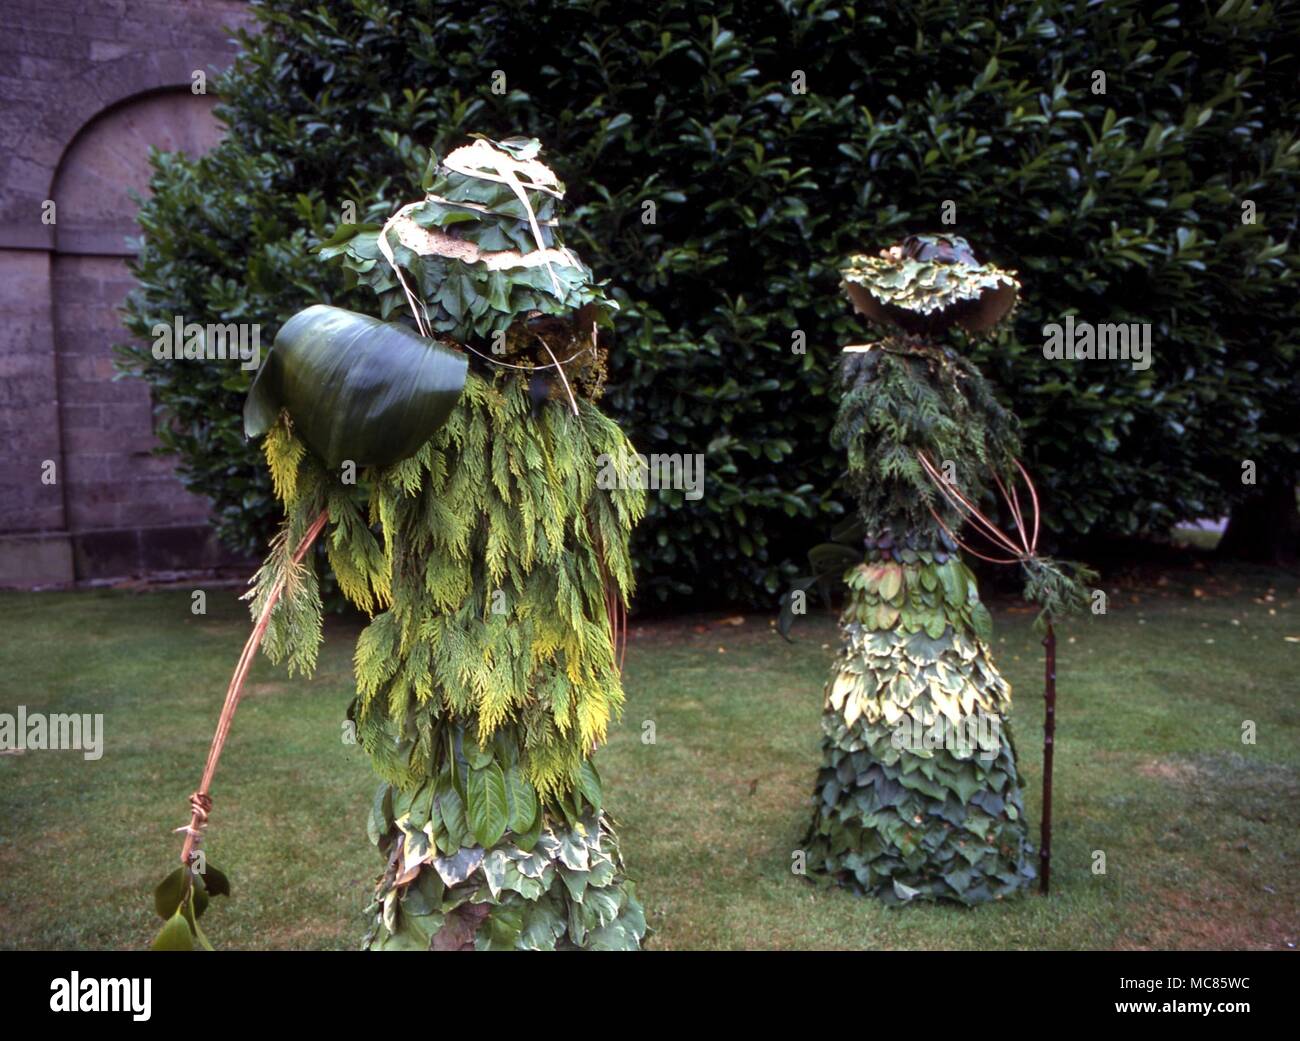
[0,561,1296,950]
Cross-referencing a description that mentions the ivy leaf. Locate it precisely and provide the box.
[436,268,472,321]
[395,908,440,950]
[466,763,509,847]
[518,902,565,951]
[557,830,590,871]
[486,271,512,312]
[431,845,484,887]
[582,886,621,927]
[952,768,984,804]
[315,221,380,257]
[476,905,524,951]
[480,849,512,899]
[586,921,638,950]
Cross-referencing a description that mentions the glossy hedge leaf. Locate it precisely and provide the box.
[781,536,864,640]
[409,782,435,830]
[465,743,494,770]
[244,305,468,468]
[514,809,543,853]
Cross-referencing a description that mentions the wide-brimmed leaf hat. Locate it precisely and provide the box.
[840,233,1019,335]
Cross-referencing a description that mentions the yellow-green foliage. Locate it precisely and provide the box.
[255,373,644,802]
[263,419,304,504]
[244,515,323,678]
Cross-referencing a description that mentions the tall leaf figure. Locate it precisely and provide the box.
[154,137,648,951]
[799,234,1040,905]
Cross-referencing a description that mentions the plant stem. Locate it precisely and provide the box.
[1040,620,1056,894]
[179,509,329,867]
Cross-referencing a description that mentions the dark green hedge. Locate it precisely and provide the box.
[120,0,1299,607]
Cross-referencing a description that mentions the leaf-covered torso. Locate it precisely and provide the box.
[834,340,1019,544]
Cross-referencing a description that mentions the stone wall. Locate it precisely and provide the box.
[0,0,253,585]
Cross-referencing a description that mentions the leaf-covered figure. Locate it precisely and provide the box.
[242,138,648,949]
[802,234,1037,905]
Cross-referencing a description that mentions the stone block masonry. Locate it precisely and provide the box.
[0,1,255,585]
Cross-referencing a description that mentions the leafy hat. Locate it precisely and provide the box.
[322,135,617,344]
[840,233,1019,335]
[245,138,626,470]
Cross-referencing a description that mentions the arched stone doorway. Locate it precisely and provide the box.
[0,4,252,586]
[50,88,229,579]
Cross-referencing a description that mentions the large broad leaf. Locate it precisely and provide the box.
[465,763,509,848]
[938,560,967,606]
[244,305,468,468]
[196,862,230,899]
[877,564,903,601]
[153,867,189,920]
[151,910,195,951]
[503,765,539,834]
[575,760,603,812]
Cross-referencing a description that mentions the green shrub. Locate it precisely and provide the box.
[120,0,1299,607]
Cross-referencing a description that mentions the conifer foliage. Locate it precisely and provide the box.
[260,371,647,949]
